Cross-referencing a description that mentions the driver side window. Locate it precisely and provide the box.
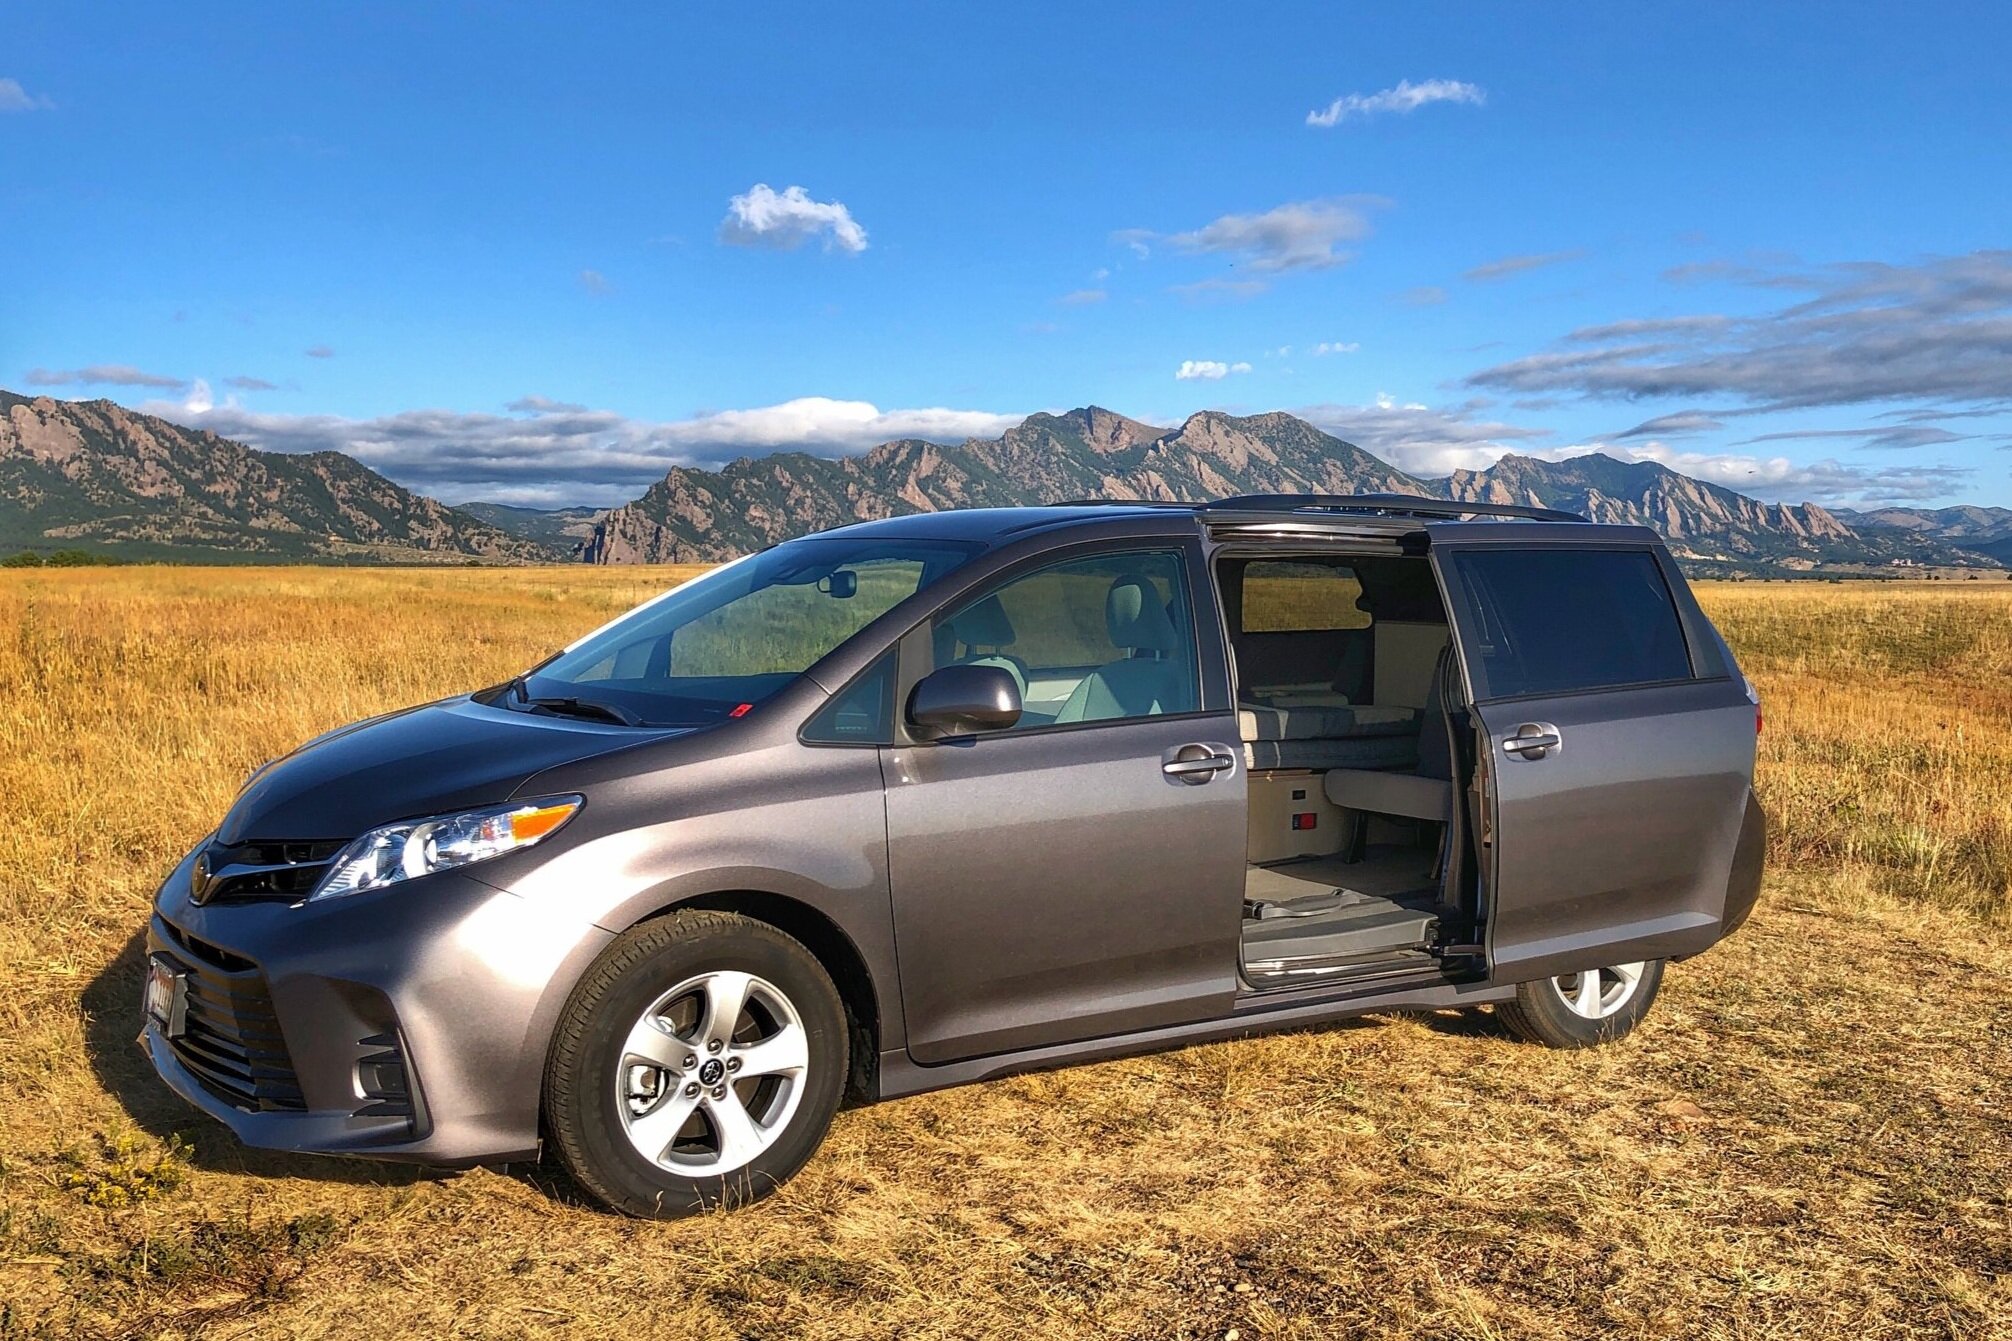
[931,549,1199,730]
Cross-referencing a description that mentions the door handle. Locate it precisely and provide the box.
[1501,723,1562,758]
[1163,743,1237,784]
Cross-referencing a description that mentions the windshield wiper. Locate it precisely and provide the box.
[516,690,645,727]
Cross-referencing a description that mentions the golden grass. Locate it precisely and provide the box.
[0,568,2008,1339]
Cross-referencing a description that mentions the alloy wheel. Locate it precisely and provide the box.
[615,970,810,1177]
[1548,962,1647,1020]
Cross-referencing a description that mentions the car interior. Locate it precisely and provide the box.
[1217,553,1477,989]
[934,552,1200,729]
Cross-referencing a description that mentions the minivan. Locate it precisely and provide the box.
[141,495,1766,1217]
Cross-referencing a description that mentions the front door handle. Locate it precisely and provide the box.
[1162,743,1237,784]
[1501,723,1562,759]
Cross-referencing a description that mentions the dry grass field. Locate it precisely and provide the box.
[1,567,2008,1339]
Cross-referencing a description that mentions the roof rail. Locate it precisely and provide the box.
[1052,498,1200,509]
[1205,492,1589,525]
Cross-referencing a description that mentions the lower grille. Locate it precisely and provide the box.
[159,921,306,1112]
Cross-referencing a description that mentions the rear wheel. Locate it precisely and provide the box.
[1495,959,1663,1048]
[543,910,847,1218]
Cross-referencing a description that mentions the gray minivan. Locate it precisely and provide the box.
[141,495,1766,1217]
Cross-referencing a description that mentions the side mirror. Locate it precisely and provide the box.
[907,664,1022,738]
[818,570,858,599]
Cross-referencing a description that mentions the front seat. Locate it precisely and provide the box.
[945,594,1029,698]
[1322,643,1455,822]
[1053,577,1187,723]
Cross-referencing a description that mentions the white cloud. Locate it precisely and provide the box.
[1166,197,1381,273]
[579,269,612,294]
[25,364,184,389]
[138,394,1022,507]
[1464,249,1583,282]
[1175,360,1251,381]
[507,395,588,415]
[718,184,868,255]
[1057,288,1107,306]
[181,379,215,414]
[1111,228,1154,260]
[1297,397,1969,504]
[1313,341,1359,356]
[0,78,54,113]
[306,345,335,359]
[1307,78,1483,128]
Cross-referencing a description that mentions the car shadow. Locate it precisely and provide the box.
[82,928,443,1188]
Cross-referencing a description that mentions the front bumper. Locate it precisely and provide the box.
[140,844,613,1166]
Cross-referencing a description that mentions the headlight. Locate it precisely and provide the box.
[309,796,583,901]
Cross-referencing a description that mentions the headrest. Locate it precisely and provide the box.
[947,594,1016,648]
[1105,577,1179,655]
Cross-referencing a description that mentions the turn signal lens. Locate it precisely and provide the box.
[508,802,576,842]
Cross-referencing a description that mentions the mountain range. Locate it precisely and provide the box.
[0,391,543,563]
[1,391,2001,575]
[576,406,1995,575]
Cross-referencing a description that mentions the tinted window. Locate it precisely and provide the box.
[932,549,1199,729]
[1450,548,1693,700]
[1239,560,1371,632]
[802,650,897,745]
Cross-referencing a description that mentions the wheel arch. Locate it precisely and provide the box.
[630,889,884,1102]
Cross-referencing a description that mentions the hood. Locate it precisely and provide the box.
[216,697,682,843]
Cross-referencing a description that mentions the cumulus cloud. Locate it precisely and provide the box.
[1312,341,1359,356]
[140,395,1022,507]
[1161,197,1382,274]
[1175,360,1252,381]
[718,184,868,255]
[25,364,184,389]
[1306,78,1483,127]
[1464,249,1584,282]
[0,78,54,113]
[1471,250,2012,411]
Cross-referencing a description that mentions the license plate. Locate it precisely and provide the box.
[145,956,187,1038]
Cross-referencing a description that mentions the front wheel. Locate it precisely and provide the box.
[543,910,848,1218]
[1494,959,1664,1049]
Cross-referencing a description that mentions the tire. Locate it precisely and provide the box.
[543,909,848,1218]
[1494,959,1665,1049]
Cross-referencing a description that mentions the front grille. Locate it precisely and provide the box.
[159,921,306,1112]
[198,839,345,903]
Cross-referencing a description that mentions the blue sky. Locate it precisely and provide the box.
[6,2,2011,508]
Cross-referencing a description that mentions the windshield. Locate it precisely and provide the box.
[515,536,980,726]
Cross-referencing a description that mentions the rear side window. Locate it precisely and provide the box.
[1449,549,1694,700]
